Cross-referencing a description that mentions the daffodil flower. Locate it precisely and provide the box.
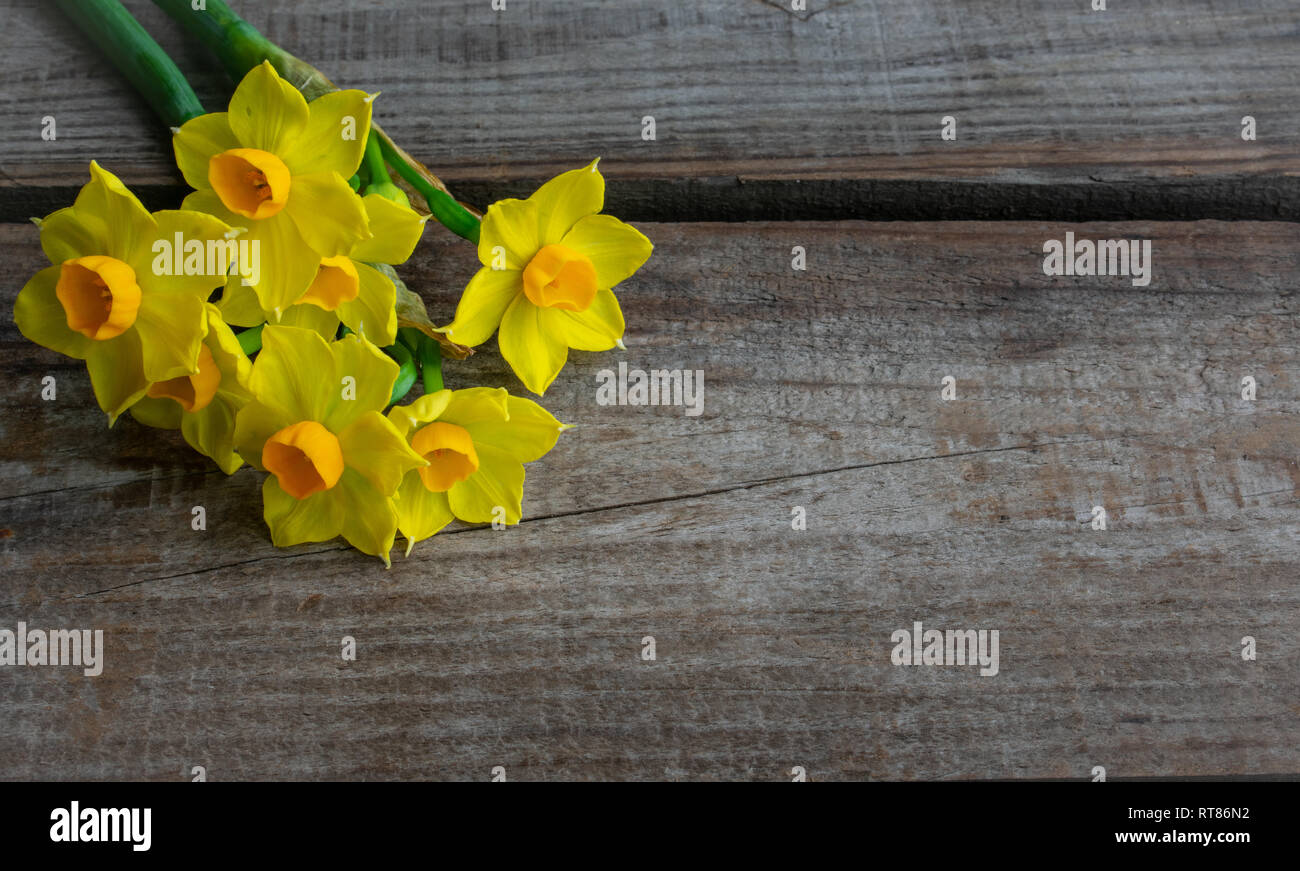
[218,193,425,347]
[128,304,253,474]
[173,61,374,314]
[387,387,568,554]
[440,160,653,395]
[14,162,232,423]
[232,325,425,564]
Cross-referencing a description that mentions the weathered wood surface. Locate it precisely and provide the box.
[2,0,1300,221]
[2,221,1298,780]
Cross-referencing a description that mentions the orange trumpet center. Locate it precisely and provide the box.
[297,256,360,311]
[411,422,479,492]
[262,420,344,500]
[146,344,222,413]
[522,243,598,312]
[55,255,142,341]
[209,147,291,219]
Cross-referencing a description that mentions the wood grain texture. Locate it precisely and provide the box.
[1,220,1297,780]
[1,0,1298,219]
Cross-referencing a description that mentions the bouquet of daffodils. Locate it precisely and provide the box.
[17,0,652,565]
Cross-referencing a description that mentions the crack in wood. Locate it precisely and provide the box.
[6,176,1300,224]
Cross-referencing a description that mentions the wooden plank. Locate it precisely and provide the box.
[2,220,1297,780]
[2,0,1299,219]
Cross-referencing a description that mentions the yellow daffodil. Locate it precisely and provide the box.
[441,160,652,395]
[232,325,425,565]
[387,387,568,554]
[128,304,253,474]
[14,162,232,423]
[173,61,374,314]
[218,193,425,346]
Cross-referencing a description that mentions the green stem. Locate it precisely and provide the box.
[152,0,481,243]
[377,137,480,244]
[397,327,442,393]
[383,343,417,405]
[395,327,421,355]
[418,335,444,394]
[363,133,391,186]
[236,324,263,356]
[151,0,293,83]
[54,0,206,127]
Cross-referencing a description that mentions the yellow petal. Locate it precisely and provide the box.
[187,185,315,311]
[540,286,625,352]
[218,275,269,328]
[279,301,340,338]
[146,343,220,411]
[168,310,251,475]
[283,172,371,258]
[73,162,156,262]
[38,206,106,265]
[394,472,455,555]
[350,193,426,264]
[181,394,244,475]
[337,260,397,347]
[129,396,183,430]
[529,159,604,246]
[386,390,453,439]
[559,213,652,290]
[251,325,335,422]
[465,393,567,464]
[233,401,289,472]
[282,89,374,178]
[132,209,234,296]
[447,443,523,524]
[324,332,400,432]
[442,266,522,347]
[439,386,509,429]
[172,111,240,190]
[338,410,426,495]
[498,295,568,395]
[478,197,540,268]
[333,468,399,566]
[181,188,230,219]
[242,211,322,314]
[14,265,93,360]
[135,288,207,382]
[202,303,254,396]
[228,61,309,155]
[262,474,343,548]
[85,330,149,424]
